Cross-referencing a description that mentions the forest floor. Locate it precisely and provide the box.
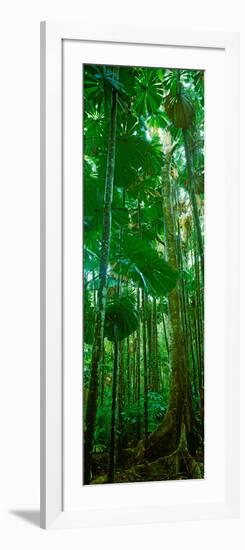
[91,446,204,485]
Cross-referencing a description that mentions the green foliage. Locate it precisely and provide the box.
[93,390,167,449]
[123,391,167,435]
[84,65,128,110]
[115,133,162,187]
[104,295,139,342]
[133,68,163,116]
[94,397,112,447]
[113,235,178,296]
[165,91,195,129]
[83,63,205,481]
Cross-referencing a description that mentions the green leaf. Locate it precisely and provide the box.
[115,133,162,187]
[84,65,128,113]
[112,235,178,297]
[133,68,163,116]
[104,296,139,342]
[165,91,195,129]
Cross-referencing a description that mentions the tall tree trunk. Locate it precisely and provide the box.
[161,144,186,448]
[162,311,169,359]
[153,298,159,390]
[132,339,136,403]
[108,339,118,482]
[117,340,124,466]
[84,69,118,484]
[100,342,105,406]
[136,287,141,441]
[147,306,152,387]
[142,290,148,439]
[144,137,191,460]
[194,239,204,390]
[150,298,159,391]
[173,186,199,402]
[115,186,126,466]
[150,302,155,390]
[137,197,148,439]
[126,337,130,405]
[175,69,204,282]
[182,129,204,282]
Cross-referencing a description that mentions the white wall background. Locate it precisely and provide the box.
[0,1,244,548]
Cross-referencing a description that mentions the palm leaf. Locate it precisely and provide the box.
[112,235,178,297]
[133,68,164,116]
[115,133,162,187]
[104,296,139,342]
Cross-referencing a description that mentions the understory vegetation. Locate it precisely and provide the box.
[83,64,204,484]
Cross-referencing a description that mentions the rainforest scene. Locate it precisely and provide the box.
[83,64,204,485]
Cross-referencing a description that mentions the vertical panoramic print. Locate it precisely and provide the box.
[83,65,204,485]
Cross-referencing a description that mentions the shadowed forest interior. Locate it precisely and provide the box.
[83,64,204,485]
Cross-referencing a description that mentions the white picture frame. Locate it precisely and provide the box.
[40,22,240,529]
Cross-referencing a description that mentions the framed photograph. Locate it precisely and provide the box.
[40,22,240,529]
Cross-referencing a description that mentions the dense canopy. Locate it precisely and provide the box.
[83,64,204,484]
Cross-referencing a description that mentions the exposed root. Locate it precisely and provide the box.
[91,422,203,484]
[92,447,203,485]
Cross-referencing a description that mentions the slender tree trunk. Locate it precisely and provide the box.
[147,306,152,387]
[84,69,118,484]
[162,312,169,359]
[153,298,159,390]
[126,337,130,405]
[100,342,105,405]
[115,186,126,466]
[150,298,158,391]
[175,69,204,282]
[136,287,141,441]
[194,242,204,389]
[108,339,118,482]
[132,340,136,403]
[173,187,199,401]
[92,269,97,307]
[183,129,204,282]
[117,340,124,466]
[142,290,148,439]
[150,302,155,391]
